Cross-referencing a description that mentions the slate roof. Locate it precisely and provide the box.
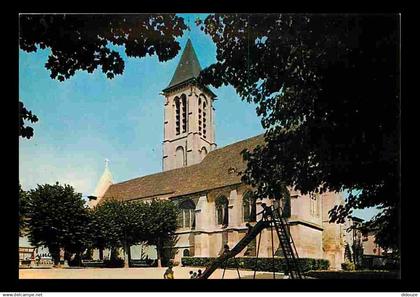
[162,39,216,97]
[102,134,265,202]
[165,39,202,90]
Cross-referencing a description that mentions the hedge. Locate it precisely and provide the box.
[181,257,329,273]
[103,257,125,268]
[341,261,356,271]
[82,260,106,268]
[304,271,400,279]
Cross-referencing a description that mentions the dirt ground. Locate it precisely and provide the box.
[19,266,286,279]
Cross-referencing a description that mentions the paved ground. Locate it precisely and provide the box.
[19,266,286,279]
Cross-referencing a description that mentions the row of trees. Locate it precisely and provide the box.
[19,182,178,267]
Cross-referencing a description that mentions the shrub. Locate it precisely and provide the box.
[82,260,105,268]
[341,261,356,271]
[103,257,124,268]
[181,257,329,272]
[361,255,400,271]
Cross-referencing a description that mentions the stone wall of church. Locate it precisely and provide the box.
[171,183,347,270]
[290,191,323,227]
[321,191,346,270]
[288,224,323,259]
[182,184,326,261]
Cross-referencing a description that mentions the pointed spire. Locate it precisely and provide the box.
[163,39,202,91]
[89,159,113,208]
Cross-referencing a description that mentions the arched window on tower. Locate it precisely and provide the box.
[175,96,181,135]
[175,94,187,135]
[177,199,196,229]
[216,195,229,227]
[243,191,257,222]
[198,95,207,138]
[175,146,185,168]
[200,146,207,161]
[181,94,187,133]
[202,100,207,138]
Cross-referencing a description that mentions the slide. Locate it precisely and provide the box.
[198,220,270,279]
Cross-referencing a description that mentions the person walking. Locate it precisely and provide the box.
[223,244,230,255]
[258,203,273,221]
[163,264,174,279]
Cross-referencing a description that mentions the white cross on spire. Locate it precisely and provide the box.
[105,158,110,169]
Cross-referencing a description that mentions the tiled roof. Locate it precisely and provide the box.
[102,134,265,202]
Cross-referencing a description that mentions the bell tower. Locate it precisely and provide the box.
[161,39,217,171]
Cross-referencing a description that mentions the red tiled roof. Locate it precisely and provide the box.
[102,134,265,202]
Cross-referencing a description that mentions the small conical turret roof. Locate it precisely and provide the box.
[164,39,202,90]
[89,159,113,208]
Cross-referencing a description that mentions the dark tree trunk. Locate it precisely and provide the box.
[75,252,82,267]
[123,241,129,268]
[50,246,60,267]
[128,244,132,267]
[110,247,118,260]
[157,238,162,267]
[99,248,104,261]
[64,250,71,263]
[64,250,74,267]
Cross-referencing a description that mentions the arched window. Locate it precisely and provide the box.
[175,94,188,135]
[183,249,190,257]
[198,95,207,138]
[175,146,185,168]
[177,199,195,229]
[200,147,207,161]
[215,195,229,227]
[243,191,256,222]
[175,96,181,135]
[181,94,187,133]
[202,101,207,138]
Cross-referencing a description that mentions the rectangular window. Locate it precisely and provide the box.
[190,209,195,228]
[185,210,191,228]
[217,208,223,225]
[177,212,183,228]
[243,203,250,222]
[310,194,317,217]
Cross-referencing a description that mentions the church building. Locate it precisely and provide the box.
[90,39,348,270]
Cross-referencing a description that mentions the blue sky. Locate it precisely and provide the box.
[19,14,263,196]
[19,13,378,221]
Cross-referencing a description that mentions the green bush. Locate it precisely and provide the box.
[341,261,356,271]
[181,257,329,272]
[103,257,124,268]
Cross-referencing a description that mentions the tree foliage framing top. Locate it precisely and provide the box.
[20,14,188,81]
